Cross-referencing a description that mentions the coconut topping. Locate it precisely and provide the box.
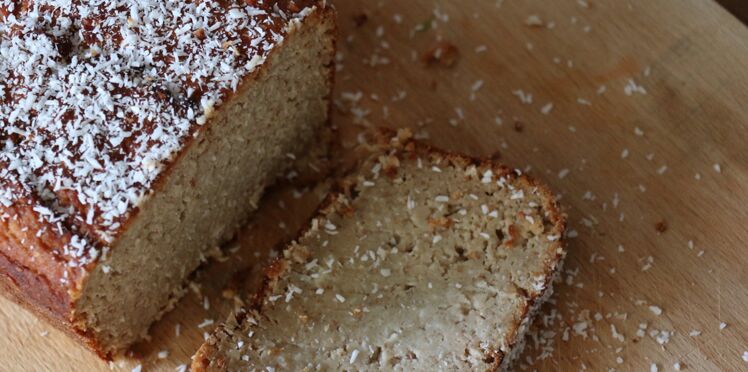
[0,0,320,268]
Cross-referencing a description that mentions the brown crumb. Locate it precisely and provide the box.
[428,216,454,230]
[466,249,482,260]
[655,220,668,233]
[193,28,206,40]
[514,121,524,133]
[506,224,520,247]
[378,155,401,177]
[334,200,356,218]
[352,13,368,27]
[421,41,460,68]
[490,150,502,161]
[394,127,414,146]
[221,288,236,300]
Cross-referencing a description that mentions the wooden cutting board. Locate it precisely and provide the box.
[2,0,747,370]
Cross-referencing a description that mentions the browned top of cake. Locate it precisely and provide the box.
[0,0,323,274]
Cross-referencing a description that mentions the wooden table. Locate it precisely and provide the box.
[2,0,747,370]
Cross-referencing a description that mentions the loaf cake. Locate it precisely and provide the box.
[0,0,335,357]
[192,132,566,371]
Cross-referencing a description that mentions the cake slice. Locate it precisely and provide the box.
[0,0,335,357]
[192,132,566,371]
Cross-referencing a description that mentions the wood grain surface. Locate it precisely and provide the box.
[2,0,747,371]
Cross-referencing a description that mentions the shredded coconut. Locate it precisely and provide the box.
[0,0,313,268]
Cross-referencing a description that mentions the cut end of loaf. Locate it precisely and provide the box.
[192,132,566,371]
[68,6,336,356]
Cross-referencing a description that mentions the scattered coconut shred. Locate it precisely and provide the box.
[329,3,739,370]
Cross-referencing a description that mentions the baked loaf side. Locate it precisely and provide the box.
[0,0,335,356]
[193,134,566,371]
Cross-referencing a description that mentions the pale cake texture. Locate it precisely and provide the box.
[0,0,335,356]
[193,136,566,371]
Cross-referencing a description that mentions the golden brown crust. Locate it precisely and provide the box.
[193,307,259,371]
[191,128,567,371]
[0,250,107,358]
[0,194,84,303]
[0,251,69,321]
[192,336,226,372]
[0,194,100,352]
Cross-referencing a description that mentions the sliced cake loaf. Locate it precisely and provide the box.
[0,0,335,356]
[192,132,566,371]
